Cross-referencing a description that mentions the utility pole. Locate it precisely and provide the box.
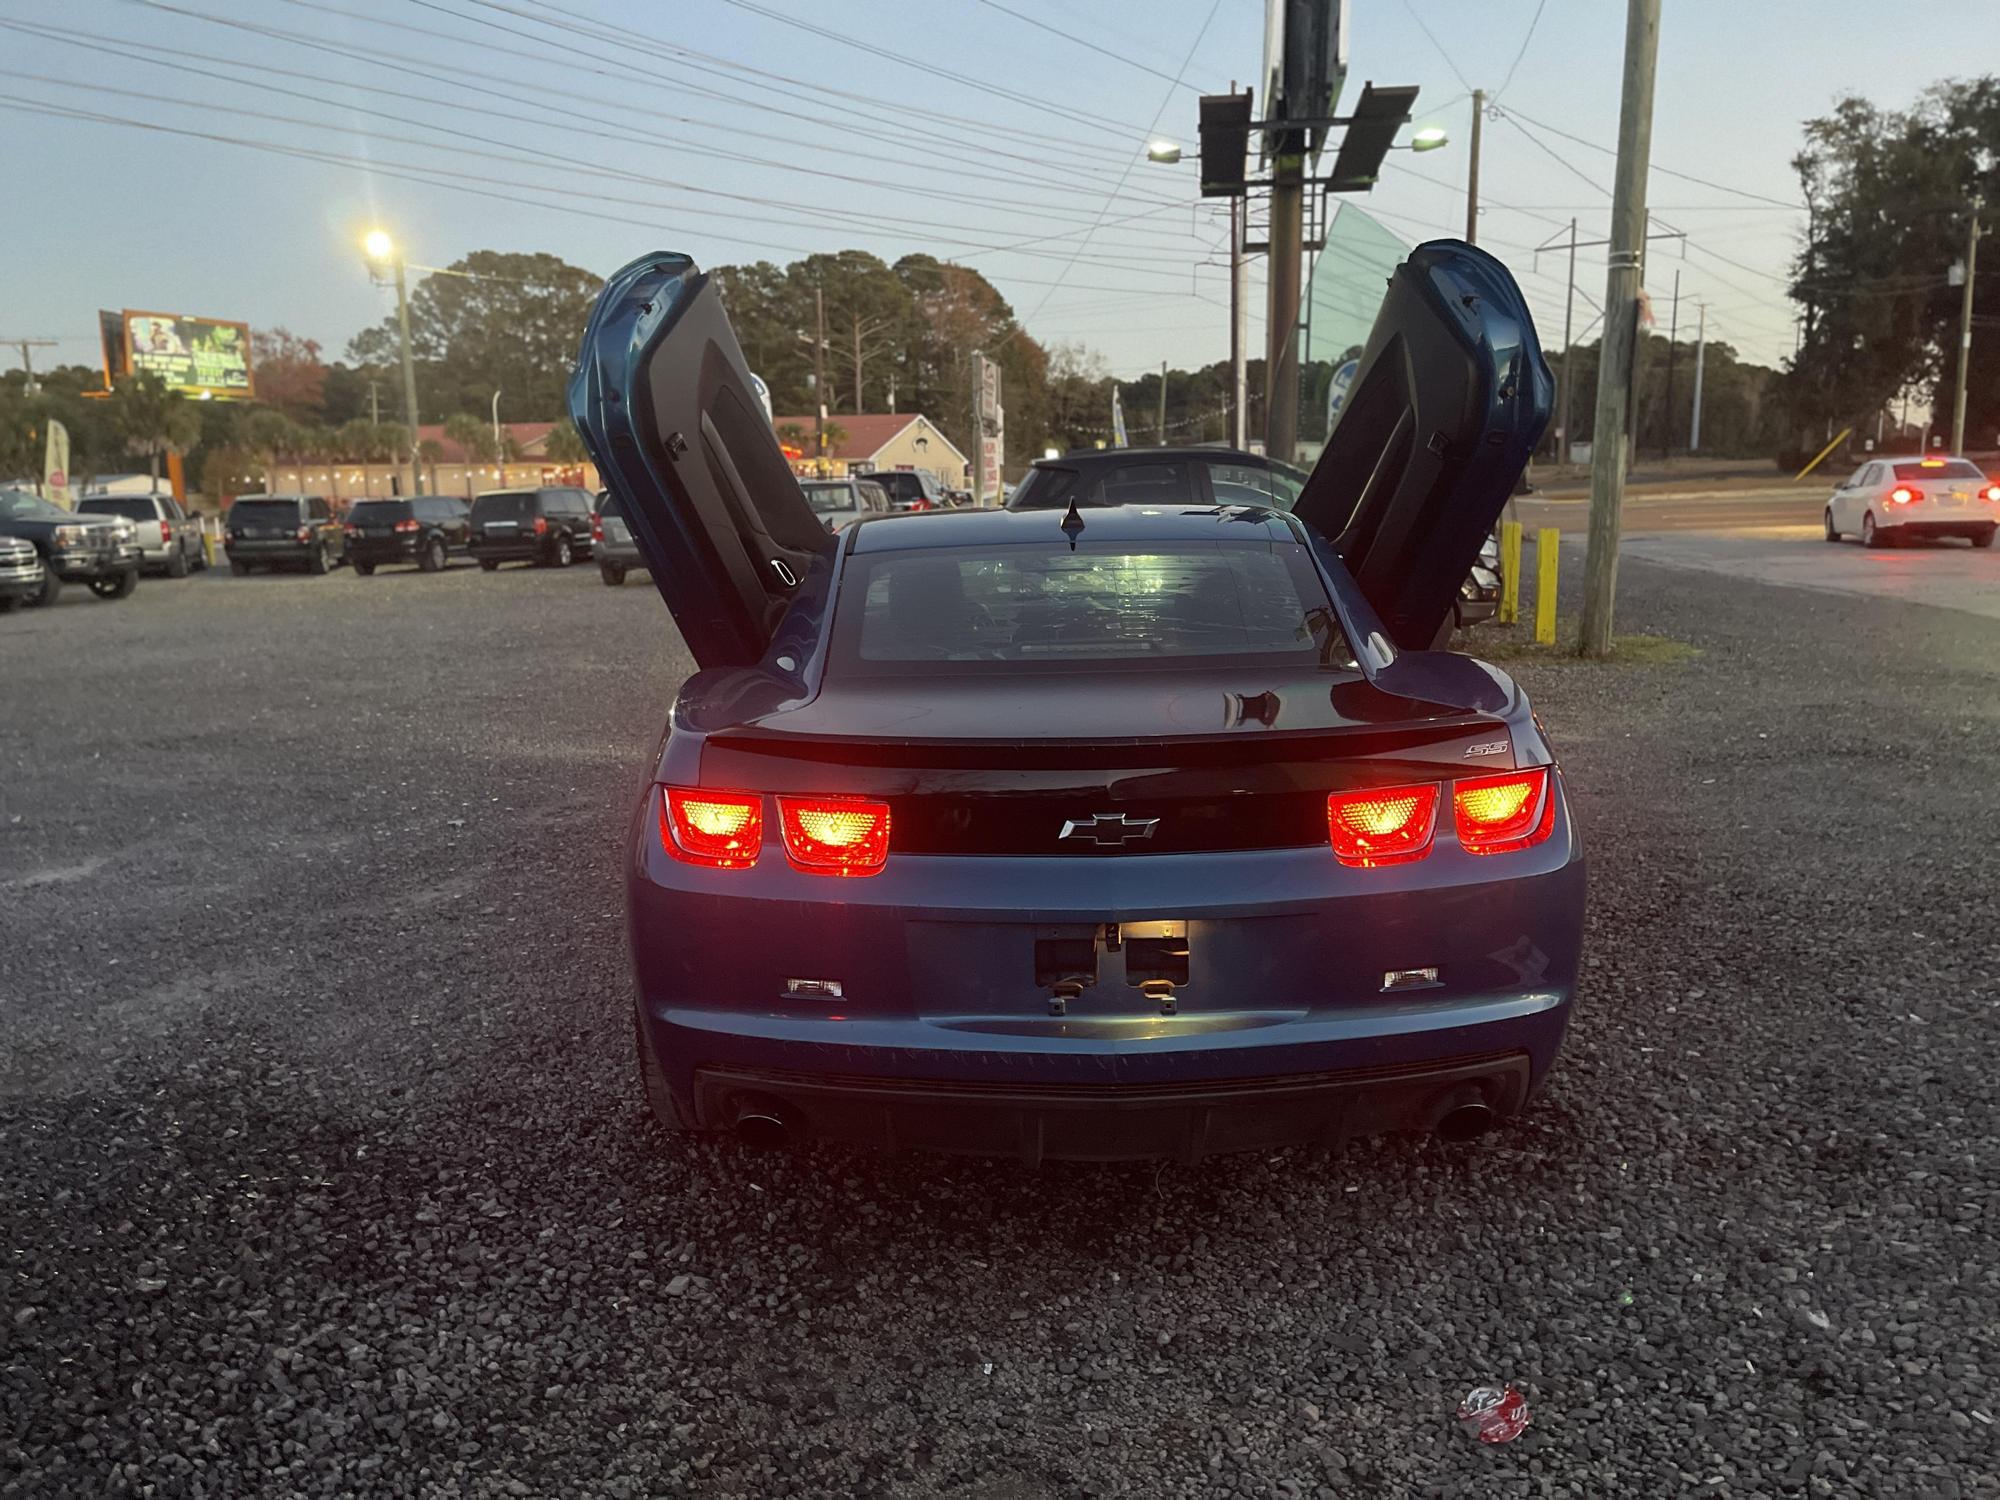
[491,389,504,482]
[1660,268,1680,459]
[7,338,58,395]
[1950,202,1982,456]
[391,257,424,495]
[813,284,827,476]
[1557,219,1577,463]
[1578,0,1661,659]
[1156,360,1168,442]
[1230,193,1248,449]
[368,380,380,427]
[1689,301,1706,453]
[1465,90,1485,244]
[1264,150,1304,462]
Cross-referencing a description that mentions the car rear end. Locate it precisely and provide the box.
[78,496,171,568]
[594,493,647,577]
[225,499,313,567]
[470,491,549,563]
[1880,458,1999,543]
[870,471,937,512]
[629,526,1583,1161]
[343,500,424,568]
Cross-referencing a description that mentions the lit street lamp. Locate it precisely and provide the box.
[362,229,425,495]
[1407,126,1450,152]
[1146,140,1183,163]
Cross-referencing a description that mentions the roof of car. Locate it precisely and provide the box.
[847,502,1296,553]
[1043,445,1295,470]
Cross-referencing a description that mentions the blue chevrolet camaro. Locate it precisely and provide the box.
[571,240,1584,1162]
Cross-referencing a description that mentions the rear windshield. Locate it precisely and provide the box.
[78,497,158,521]
[833,541,1350,674]
[596,491,622,518]
[348,501,412,523]
[229,500,300,522]
[472,492,539,521]
[1013,458,1305,511]
[1892,460,1985,481]
[870,472,927,499]
[802,482,855,514]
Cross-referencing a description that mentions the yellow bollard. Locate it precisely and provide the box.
[1498,520,1522,625]
[1535,527,1559,645]
[202,525,217,567]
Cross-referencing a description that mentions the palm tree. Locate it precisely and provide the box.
[417,438,445,497]
[107,372,188,494]
[443,412,497,496]
[241,409,304,494]
[541,418,587,465]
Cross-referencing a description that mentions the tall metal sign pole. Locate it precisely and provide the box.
[1577,0,1661,659]
[1464,90,1484,244]
[1950,203,1982,456]
[1231,194,1249,449]
[1264,150,1304,464]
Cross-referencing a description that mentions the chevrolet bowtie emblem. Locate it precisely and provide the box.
[1059,813,1161,847]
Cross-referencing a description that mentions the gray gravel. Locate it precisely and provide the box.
[2,551,1997,1497]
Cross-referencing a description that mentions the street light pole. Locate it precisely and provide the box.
[1577,0,1662,659]
[1951,202,1982,456]
[1230,194,1248,450]
[392,256,424,495]
[491,389,503,484]
[1558,218,1577,464]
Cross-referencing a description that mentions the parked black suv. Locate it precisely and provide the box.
[225,495,345,574]
[862,468,954,511]
[345,496,471,574]
[469,487,596,570]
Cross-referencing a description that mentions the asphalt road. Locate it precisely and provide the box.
[4,552,1998,1497]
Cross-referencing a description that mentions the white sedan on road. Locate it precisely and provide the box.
[1825,456,1998,549]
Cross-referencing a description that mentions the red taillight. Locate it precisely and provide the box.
[159,520,172,542]
[394,518,421,533]
[660,787,763,869]
[533,515,549,535]
[1326,784,1439,867]
[1983,484,1999,503]
[295,525,312,542]
[1453,768,1555,856]
[344,524,360,537]
[1889,486,1917,505]
[591,513,604,543]
[777,795,891,876]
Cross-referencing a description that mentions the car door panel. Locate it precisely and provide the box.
[1290,239,1553,651]
[570,252,832,670]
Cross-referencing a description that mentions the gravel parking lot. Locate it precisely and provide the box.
[3,555,1996,1498]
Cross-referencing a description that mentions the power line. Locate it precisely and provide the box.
[1399,0,1476,94]
[1491,0,1549,103]
[969,0,1210,96]
[1501,105,1806,210]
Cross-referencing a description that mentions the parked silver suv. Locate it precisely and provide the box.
[77,492,207,577]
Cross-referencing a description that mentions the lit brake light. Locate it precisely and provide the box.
[1889,486,1917,505]
[393,518,421,533]
[1326,784,1438,867]
[778,796,891,876]
[160,520,173,542]
[1453,768,1555,855]
[1983,485,2000,503]
[1919,457,1945,467]
[661,787,763,868]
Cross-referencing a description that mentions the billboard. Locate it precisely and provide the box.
[99,309,255,399]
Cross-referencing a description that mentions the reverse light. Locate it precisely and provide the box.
[1326,784,1439,867]
[661,786,763,868]
[1453,768,1555,855]
[1889,486,1917,505]
[778,795,891,876]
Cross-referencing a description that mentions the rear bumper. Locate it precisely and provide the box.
[599,540,646,569]
[470,537,546,561]
[690,1050,1537,1163]
[227,540,315,564]
[348,536,423,564]
[1885,516,1994,538]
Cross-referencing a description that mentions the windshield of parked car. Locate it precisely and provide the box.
[0,490,72,520]
[227,500,301,523]
[1891,460,1985,481]
[472,492,538,521]
[78,497,160,521]
[802,482,855,514]
[833,540,1351,673]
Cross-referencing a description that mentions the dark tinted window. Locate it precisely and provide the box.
[1204,460,1304,510]
[1892,460,1985,481]
[834,541,1349,673]
[802,482,857,515]
[597,491,623,519]
[230,500,301,523]
[350,501,413,524]
[307,497,331,520]
[78,497,160,521]
[473,492,539,521]
[858,483,890,512]
[870,472,931,503]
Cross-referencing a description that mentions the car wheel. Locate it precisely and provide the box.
[167,545,189,578]
[1862,511,1886,549]
[553,535,574,568]
[1823,508,1840,543]
[1974,526,1996,550]
[479,558,499,572]
[90,568,139,600]
[308,544,331,575]
[419,536,447,572]
[633,1004,690,1134]
[36,572,62,607]
[230,559,251,576]
[601,562,626,586]
[354,561,376,576]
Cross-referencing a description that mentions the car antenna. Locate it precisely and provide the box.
[1060,498,1086,551]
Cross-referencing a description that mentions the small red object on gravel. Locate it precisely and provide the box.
[1456,1385,1531,1444]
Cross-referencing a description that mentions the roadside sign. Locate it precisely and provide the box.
[1326,358,1359,431]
